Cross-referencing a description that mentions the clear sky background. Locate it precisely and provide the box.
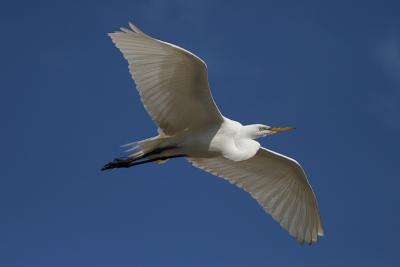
[1,0,400,266]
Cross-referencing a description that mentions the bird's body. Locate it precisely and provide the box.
[136,118,258,160]
[103,22,324,244]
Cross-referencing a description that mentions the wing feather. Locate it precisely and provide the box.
[188,147,324,244]
[109,23,223,135]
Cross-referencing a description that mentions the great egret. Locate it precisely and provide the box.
[102,22,324,245]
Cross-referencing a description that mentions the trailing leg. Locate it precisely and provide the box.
[101,154,186,171]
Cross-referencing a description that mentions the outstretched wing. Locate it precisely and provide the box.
[189,147,324,244]
[109,23,223,135]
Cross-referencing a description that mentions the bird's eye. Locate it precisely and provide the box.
[259,126,268,131]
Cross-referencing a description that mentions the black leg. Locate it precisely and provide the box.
[101,154,186,171]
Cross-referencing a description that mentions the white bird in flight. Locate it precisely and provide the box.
[102,22,324,245]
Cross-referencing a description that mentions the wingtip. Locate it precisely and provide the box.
[297,233,323,246]
[120,27,131,33]
[108,22,147,37]
[129,21,144,34]
[107,31,121,38]
[318,224,325,236]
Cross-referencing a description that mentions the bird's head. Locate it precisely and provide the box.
[243,124,295,139]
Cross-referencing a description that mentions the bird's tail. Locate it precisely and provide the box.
[101,136,182,171]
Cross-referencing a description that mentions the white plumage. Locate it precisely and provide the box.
[110,22,223,135]
[104,22,324,245]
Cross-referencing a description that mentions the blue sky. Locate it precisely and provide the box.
[1,0,400,266]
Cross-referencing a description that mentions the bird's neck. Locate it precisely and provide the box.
[240,124,263,140]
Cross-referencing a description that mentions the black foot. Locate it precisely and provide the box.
[101,157,131,171]
[101,154,187,171]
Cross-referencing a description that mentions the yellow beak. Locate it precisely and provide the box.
[269,127,296,134]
